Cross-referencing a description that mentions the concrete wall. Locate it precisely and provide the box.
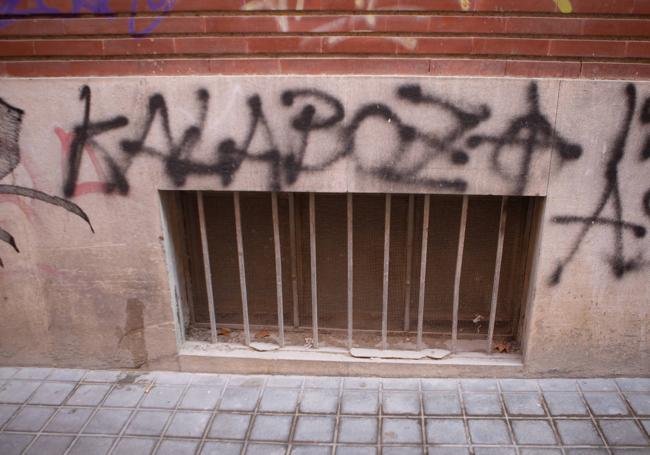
[0,76,648,376]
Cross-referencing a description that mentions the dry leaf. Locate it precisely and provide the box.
[219,328,232,336]
[494,342,510,353]
[255,330,271,339]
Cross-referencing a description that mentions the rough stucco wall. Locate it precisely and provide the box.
[0,75,648,375]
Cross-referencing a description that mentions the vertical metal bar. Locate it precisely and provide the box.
[416,194,430,350]
[403,194,415,332]
[289,193,300,328]
[451,195,469,353]
[487,196,508,353]
[347,193,354,350]
[197,192,218,343]
[271,192,285,348]
[233,192,251,346]
[382,194,392,350]
[487,196,508,354]
[309,192,319,348]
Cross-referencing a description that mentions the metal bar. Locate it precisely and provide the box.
[487,196,508,353]
[451,195,469,353]
[347,193,354,350]
[233,192,251,346]
[416,194,430,350]
[288,193,300,328]
[403,194,415,332]
[309,192,319,349]
[271,192,285,348]
[197,192,218,343]
[382,194,392,350]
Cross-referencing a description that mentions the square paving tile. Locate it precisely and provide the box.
[344,377,380,390]
[617,379,650,392]
[383,447,421,455]
[229,375,266,388]
[208,412,252,439]
[503,392,545,416]
[519,450,563,455]
[5,406,55,431]
[336,446,376,455]
[423,391,461,415]
[83,408,131,434]
[625,393,650,416]
[0,380,41,404]
[13,368,52,380]
[427,448,470,455]
[499,379,539,392]
[304,376,341,389]
[544,392,588,416]
[154,371,194,385]
[293,415,336,442]
[250,414,293,442]
[66,384,111,406]
[512,420,558,445]
[102,384,145,407]
[467,419,511,444]
[300,388,339,414]
[258,387,300,413]
[266,375,303,388]
[584,392,629,416]
[140,385,184,409]
[219,386,260,411]
[539,379,578,392]
[555,419,604,445]
[291,445,333,455]
[47,369,85,382]
[382,391,420,415]
[0,404,18,427]
[246,443,287,455]
[191,373,227,387]
[157,438,200,454]
[45,407,93,433]
[382,417,422,444]
[382,378,420,390]
[426,418,467,444]
[125,410,171,436]
[68,436,115,455]
[473,448,516,455]
[599,419,648,446]
[641,419,649,434]
[463,393,503,415]
[25,435,74,455]
[578,379,618,392]
[421,379,459,391]
[565,449,609,455]
[0,433,34,455]
[461,379,498,392]
[201,441,243,455]
[0,367,18,379]
[83,370,125,383]
[337,416,378,443]
[166,411,211,438]
[341,390,379,414]
[111,437,157,455]
[29,382,75,405]
[180,385,222,410]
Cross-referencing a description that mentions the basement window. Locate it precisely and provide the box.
[162,191,541,358]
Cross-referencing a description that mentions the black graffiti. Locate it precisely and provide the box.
[467,82,583,195]
[0,97,93,267]
[549,84,647,286]
[641,96,650,218]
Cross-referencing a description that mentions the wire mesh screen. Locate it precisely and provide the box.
[177,191,534,345]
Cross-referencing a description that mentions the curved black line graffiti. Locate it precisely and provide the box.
[549,84,648,286]
[0,97,93,267]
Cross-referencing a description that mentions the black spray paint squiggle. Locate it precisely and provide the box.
[63,82,572,197]
[549,84,647,286]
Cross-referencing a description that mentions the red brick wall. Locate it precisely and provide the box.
[1,0,650,78]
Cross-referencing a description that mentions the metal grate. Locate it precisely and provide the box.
[170,191,538,355]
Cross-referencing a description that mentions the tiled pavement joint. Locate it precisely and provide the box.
[0,368,649,454]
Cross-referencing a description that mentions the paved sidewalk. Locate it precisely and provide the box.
[0,367,649,454]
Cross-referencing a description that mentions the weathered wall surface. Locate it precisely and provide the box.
[0,76,648,375]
